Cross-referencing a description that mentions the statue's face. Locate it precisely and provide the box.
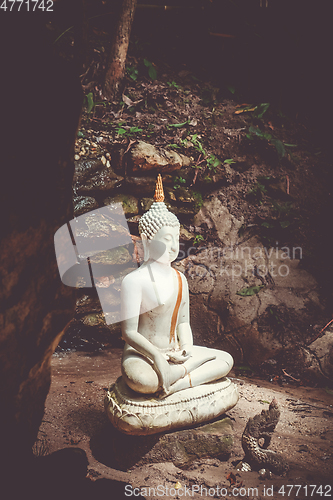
[147,226,180,264]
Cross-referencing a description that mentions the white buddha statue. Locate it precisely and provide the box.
[120,174,234,398]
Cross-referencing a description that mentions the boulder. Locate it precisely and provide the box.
[175,200,323,366]
[104,194,139,217]
[131,141,191,173]
[73,195,99,216]
[99,417,234,470]
[301,326,333,381]
[74,159,124,195]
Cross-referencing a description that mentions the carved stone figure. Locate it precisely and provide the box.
[105,175,238,434]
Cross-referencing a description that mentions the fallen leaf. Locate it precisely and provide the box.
[122,94,143,108]
[236,285,264,296]
[226,472,236,485]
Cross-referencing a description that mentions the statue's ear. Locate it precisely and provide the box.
[141,234,149,262]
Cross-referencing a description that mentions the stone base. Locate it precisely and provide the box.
[104,377,239,435]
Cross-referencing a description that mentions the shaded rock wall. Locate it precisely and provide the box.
[0,17,83,473]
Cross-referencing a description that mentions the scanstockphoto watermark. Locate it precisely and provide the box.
[179,244,303,280]
[124,484,332,498]
[124,484,265,497]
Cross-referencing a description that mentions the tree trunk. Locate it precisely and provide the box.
[103,0,137,99]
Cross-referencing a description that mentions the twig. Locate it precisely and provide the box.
[282,369,300,382]
[286,175,290,195]
[192,168,199,185]
[307,318,333,345]
[124,139,136,155]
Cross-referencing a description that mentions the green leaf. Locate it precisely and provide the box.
[324,387,333,395]
[284,143,297,147]
[86,92,94,114]
[129,127,143,134]
[258,399,271,404]
[236,285,264,297]
[143,59,157,80]
[227,85,236,94]
[77,131,85,138]
[257,183,267,192]
[248,125,261,136]
[254,102,270,119]
[270,138,286,157]
[280,220,291,228]
[168,120,190,128]
[169,144,180,149]
[116,128,127,135]
[148,65,157,80]
[126,65,139,81]
[236,365,252,371]
[193,234,204,245]
[224,158,236,164]
[261,221,274,228]
[167,81,180,89]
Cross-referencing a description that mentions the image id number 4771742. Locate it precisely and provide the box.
[277,485,331,497]
[0,0,53,11]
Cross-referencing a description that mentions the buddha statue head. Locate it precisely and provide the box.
[139,174,180,263]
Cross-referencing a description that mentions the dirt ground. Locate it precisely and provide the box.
[34,349,333,499]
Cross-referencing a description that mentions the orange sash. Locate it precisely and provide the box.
[169,270,182,344]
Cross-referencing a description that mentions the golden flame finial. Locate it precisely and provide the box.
[154,173,164,202]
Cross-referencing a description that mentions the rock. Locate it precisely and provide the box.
[74,293,101,317]
[131,141,191,173]
[140,197,154,213]
[175,187,196,204]
[73,158,104,185]
[104,194,139,217]
[176,201,323,366]
[138,417,234,467]
[119,417,233,469]
[74,159,124,195]
[89,246,132,266]
[73,195,99,216]
[72,205,131,259]
[187,264,215,294]
[93,415,234,470]
[126,214,141,235]
[194,197,243,246]
[82,313,107,327]
[301,326,333,380]
[180,226,193,242]
[169,204,197,221]
[125,176,157,197]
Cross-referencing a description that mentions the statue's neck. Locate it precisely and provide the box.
[147,259,171,269]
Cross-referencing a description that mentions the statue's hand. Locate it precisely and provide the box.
[167,348,191,364]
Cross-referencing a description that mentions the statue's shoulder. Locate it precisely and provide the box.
[122,265,148,288]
